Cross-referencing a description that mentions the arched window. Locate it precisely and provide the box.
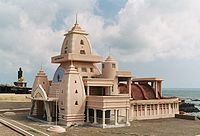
[75,101,78,105]
[75,90,78,93]
[80,40,84,45]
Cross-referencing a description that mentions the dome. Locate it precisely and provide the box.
[118,83,160,100]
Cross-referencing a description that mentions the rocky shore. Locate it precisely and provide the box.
[179,100,200,113]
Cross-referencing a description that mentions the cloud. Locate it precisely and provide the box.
[101,0,200,62]
[0,0,97,84]
[1,0,200,87]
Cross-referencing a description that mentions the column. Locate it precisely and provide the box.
[102,110,106,127]
[109,86,112,95]
[126,108,130,126]
[157,104,160,115]
[114,109,118,125]
[86,108,89,123]
[177,103,179,113]
[94,109,97,124]
[44,101,52,123]
[136,105,138,117]
[29,100,36,116]
[87,86,90,96]
[149,105,152,116]
[155,82,158,98]
[128,78,132,98]
[144,105,147,116]
[159,81,162,96]
[168,104,171,114]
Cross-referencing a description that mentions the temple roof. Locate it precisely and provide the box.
[65,23,88,35]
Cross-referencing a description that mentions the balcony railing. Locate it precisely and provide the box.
[86,95,130,109]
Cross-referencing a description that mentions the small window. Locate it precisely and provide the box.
[75,90,78,93]
[43,82,45,84]
[75,101,78,105]
[112,63,116,68]
[75,80,77,83]
[80,40,84,45]
[90,68,94,72]
[80,50,86,54]
[64,47,68,54]
[81,68,87,72]
[102,64,104,69]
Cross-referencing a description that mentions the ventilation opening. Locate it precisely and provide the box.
[80,50,86,54]
[81,68,87,72]
[90,68,94,72]
[80,40,84,45]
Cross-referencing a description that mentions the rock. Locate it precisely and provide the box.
[3,112,16,116]
[179,103,200,112]
[47,125,66,133]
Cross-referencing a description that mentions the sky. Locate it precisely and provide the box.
[1,0,200,88]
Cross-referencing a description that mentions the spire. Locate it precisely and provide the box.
[75,13,78,25]
[40,63,43,70]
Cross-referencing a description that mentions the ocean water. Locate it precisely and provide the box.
[163,88,200,116]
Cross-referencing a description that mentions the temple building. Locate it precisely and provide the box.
[28,21,179,128]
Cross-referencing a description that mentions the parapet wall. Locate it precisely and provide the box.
[129,98,179,120]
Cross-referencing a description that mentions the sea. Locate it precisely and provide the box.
[163,88,200,116]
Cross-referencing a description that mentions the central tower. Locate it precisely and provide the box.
[51,22,103,83]
[51,21,103,126]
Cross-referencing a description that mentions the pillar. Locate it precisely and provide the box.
[94,109,97,124]
[29,100,36,116]
[102,110,106,127]
[114,109,118,125]
[87,86,90,96]
[128,78,132,98]
[155,82,158,98]
[177,103,179,113]
[44,101,52,123]
[87,108,89,123]
[136,105,138,117]
[157,104,160,115]
[168,104,171,114]
[109,86,112,95]
[144,105,147,116]
[149,105,152,116]
[126,108,130,126]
